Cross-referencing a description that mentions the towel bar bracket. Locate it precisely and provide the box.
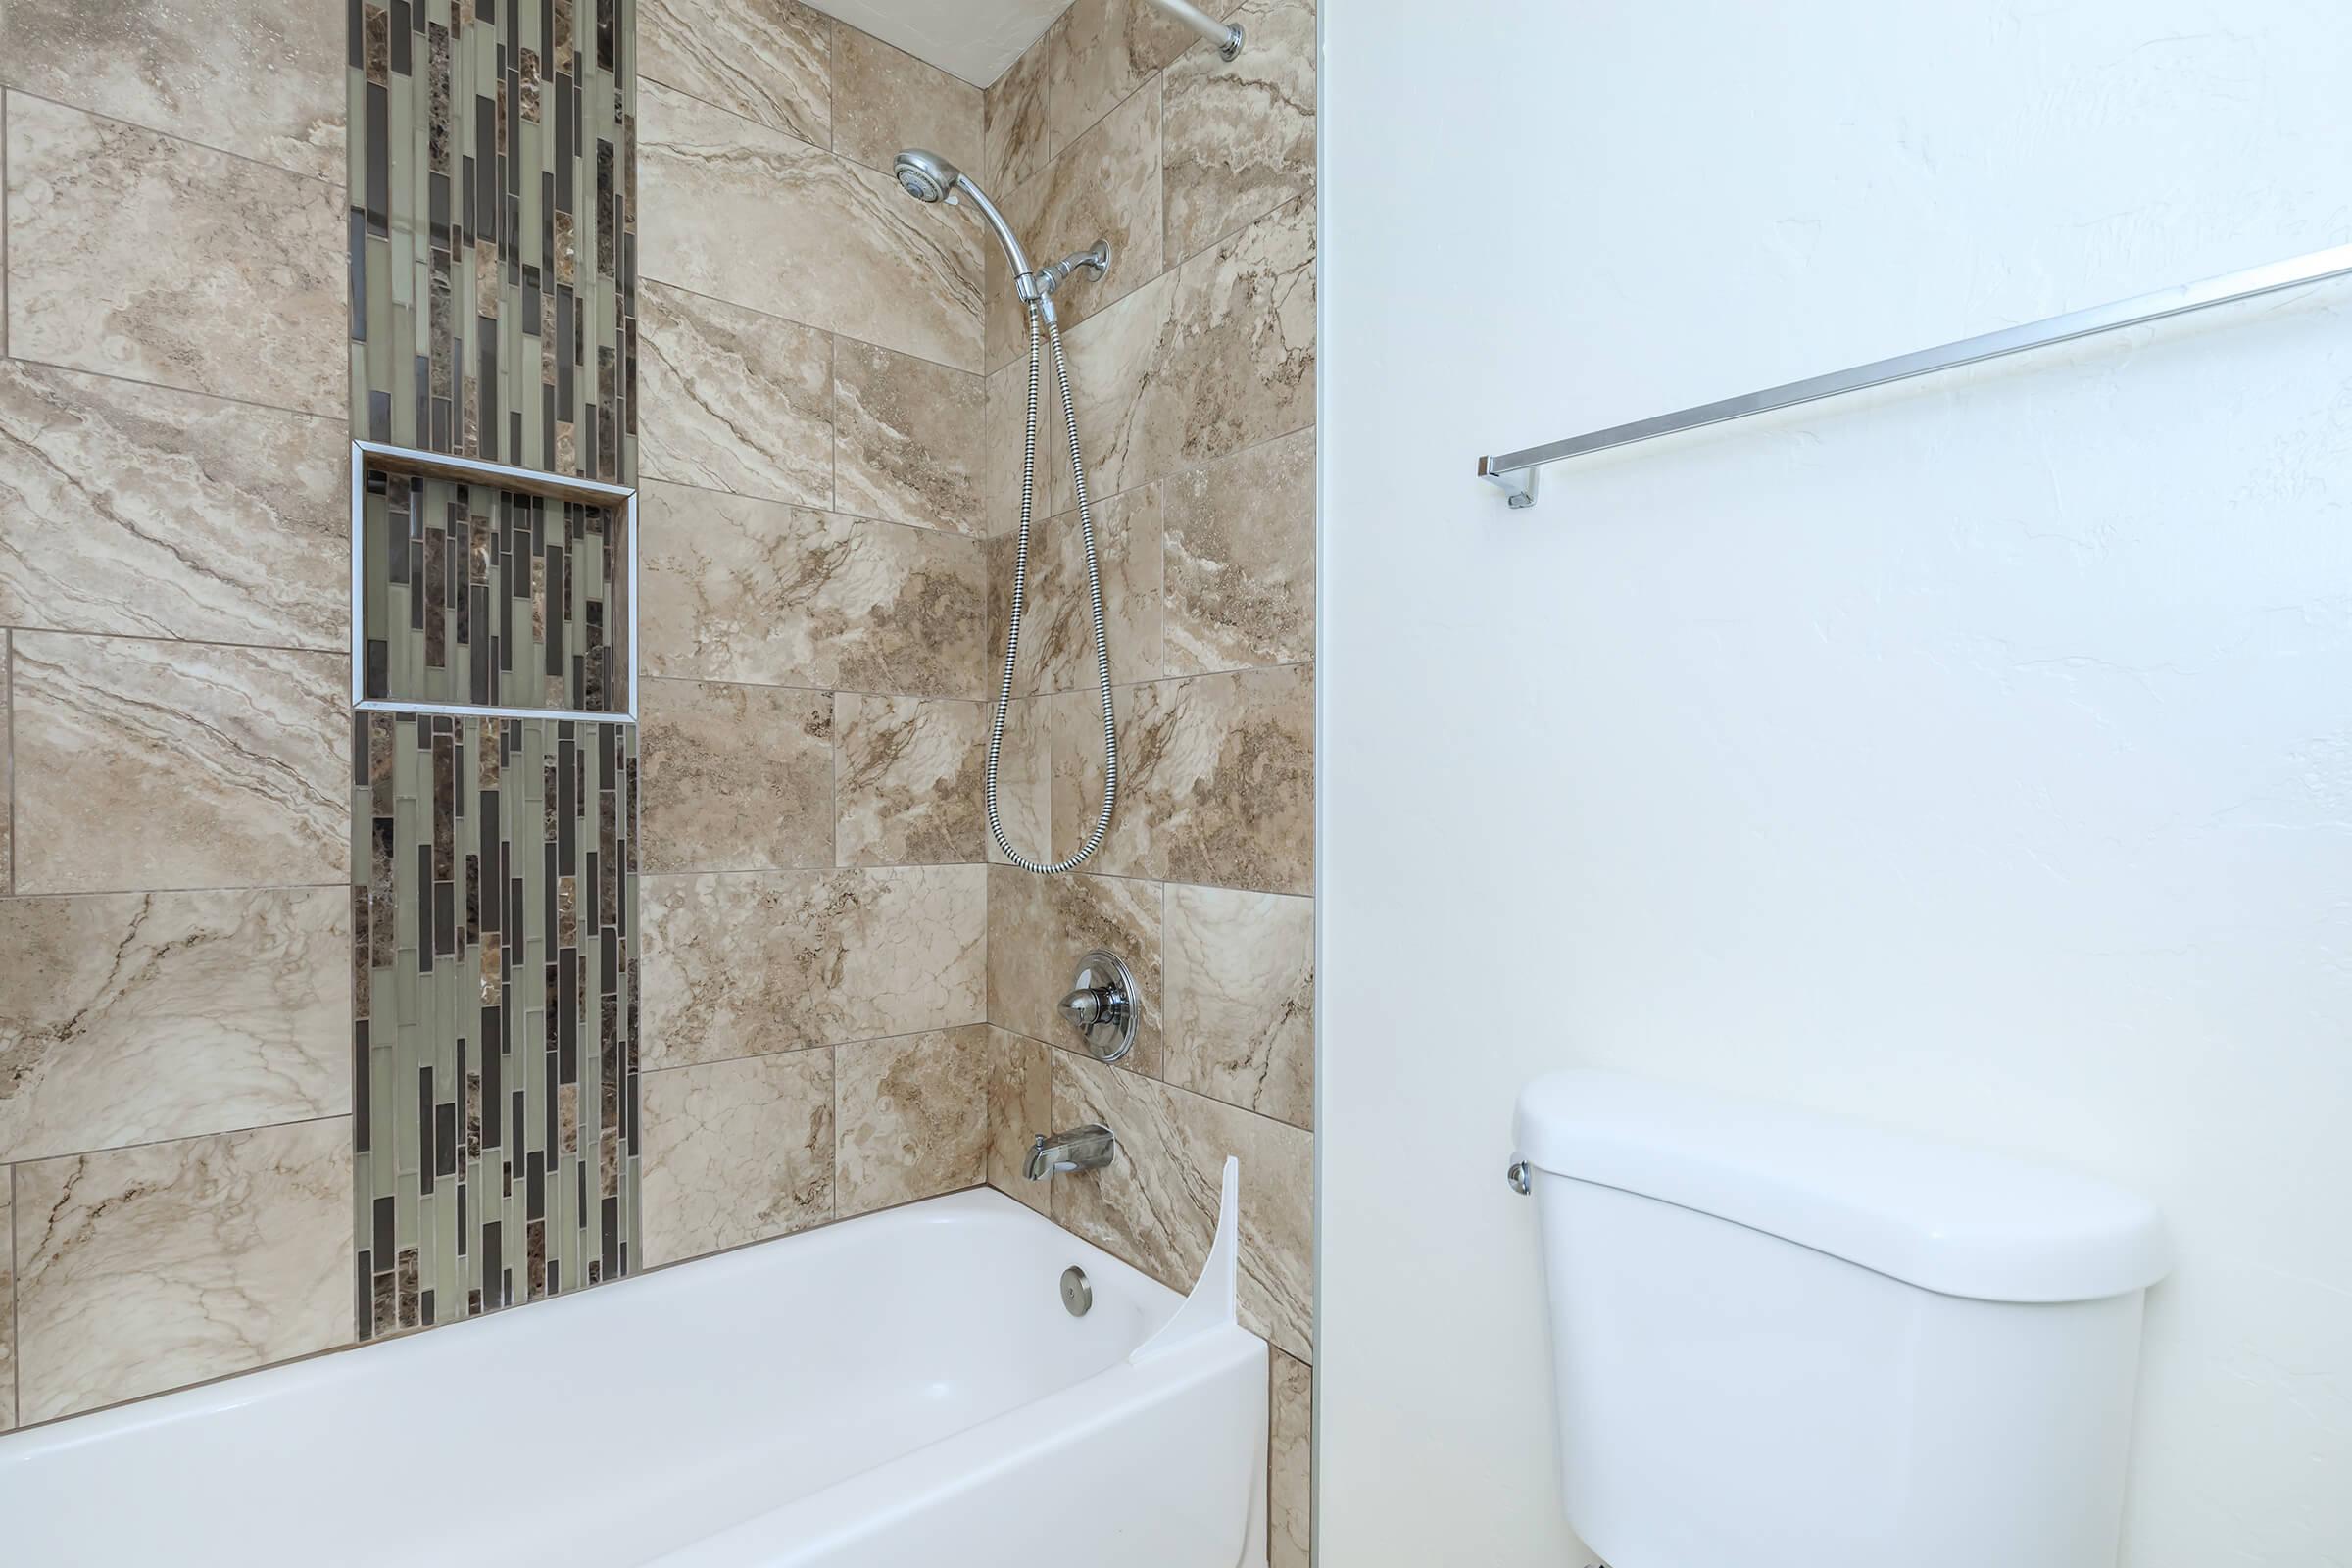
[1478,456,1539,510]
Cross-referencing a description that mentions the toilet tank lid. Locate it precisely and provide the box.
[1514,1071,2170,1304]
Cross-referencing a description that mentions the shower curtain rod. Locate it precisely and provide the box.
[1147,0,1244,60]
[1476,241,2352,510]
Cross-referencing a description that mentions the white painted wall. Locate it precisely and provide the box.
[1317,3,2352,1564]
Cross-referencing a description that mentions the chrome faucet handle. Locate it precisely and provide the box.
[1059,951,1138,1063]
[1058,984,1119,1030]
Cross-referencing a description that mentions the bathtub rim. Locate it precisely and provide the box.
[0,1183,1181,1461]
[649,1316,1272,1567]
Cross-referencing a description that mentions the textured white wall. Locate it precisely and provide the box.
[1318,3,2352,1564]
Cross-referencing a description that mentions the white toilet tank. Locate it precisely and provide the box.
[1515,1071,2170,1568]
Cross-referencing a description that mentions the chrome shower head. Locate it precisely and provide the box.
[893,148,1038,287]
[893,149,961,204]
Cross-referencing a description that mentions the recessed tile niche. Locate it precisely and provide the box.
[357,453,635,716]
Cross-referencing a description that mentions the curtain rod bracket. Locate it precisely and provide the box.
[1145,0,1244,61]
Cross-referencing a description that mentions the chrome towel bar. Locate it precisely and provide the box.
[1477,242,2352,509]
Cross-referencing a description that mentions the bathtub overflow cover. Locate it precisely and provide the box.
[1060,1265,1093,1317]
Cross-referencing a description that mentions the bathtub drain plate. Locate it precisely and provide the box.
[1060,1265,1093,1317]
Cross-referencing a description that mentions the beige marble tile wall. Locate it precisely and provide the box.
[629,1,1000,1271]
[973,3,1317,1562]
[0,1,357,1429]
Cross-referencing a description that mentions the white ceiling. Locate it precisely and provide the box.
[805,0,1072,88]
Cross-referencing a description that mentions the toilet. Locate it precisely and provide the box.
[1514,1071,2171,1568]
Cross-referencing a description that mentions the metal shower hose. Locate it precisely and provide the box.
[983,303,1117,874]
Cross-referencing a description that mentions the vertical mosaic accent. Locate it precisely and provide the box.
[359,461,633,712]
[352,711,641,1336]
[348,0,638,484]
[350,0,638,1335]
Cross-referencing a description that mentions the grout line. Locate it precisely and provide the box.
[977,856,994,1061]
[1003,657,1316,705]
[635,644,1326,728]
[1017,864,1313,899]
[825,330,842,517]
[640,467,993,545]
[9,1161,18,1433]
[1156,879,1173,1088]
[1014,659,1313,712]
[824,35,991,177]
[638,861,987,883]
[0,880,349,903]
[0,622,350,662]
[636,674,994,706]
[0,349,349,427]
[640,674,981,719]
[637,276,986,384]
[1165,181,1318,280]
[634,73,829,158]
[639,1179,1000,1283]
[991,1018,1311,1138]
[637,275,831,351]
[1037,19,1158,171]
[827,684,843,871]
[0,87,347,193]
[639,1022,991,1080]
[0,1314,365,1436]
[4,630,14,899]
[812,10,848,158]
[0,1108,352,1171]
[3,89,10,364]
[636,858,890,879]
[983,412,1318,538]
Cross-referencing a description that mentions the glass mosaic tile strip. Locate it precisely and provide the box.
[352,710,641,1337]
[356,446,635,715]
[348,0,637,486]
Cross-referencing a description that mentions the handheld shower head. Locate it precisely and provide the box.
[894,147,1038,289]
[886,159,1120,870]
[893,149,961,205]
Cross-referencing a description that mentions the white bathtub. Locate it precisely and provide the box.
[0,1187,1269,1567]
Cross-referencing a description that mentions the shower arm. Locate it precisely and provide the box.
[1145,0,1244,61]
[950,177,1035,284]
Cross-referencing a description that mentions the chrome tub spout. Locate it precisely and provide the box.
[1026,1124,1116,1181]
